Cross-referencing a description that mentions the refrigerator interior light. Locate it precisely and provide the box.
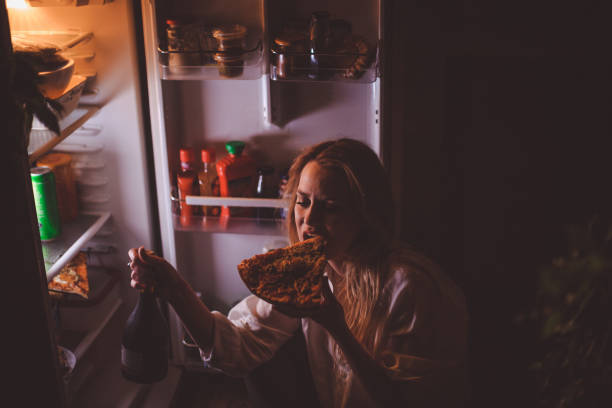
[6,0,30,9]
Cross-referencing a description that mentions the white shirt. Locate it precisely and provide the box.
[202,245,469,407]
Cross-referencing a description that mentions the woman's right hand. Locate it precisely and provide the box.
[128,246,180,300]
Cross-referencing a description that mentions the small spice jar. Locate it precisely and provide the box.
[273,32,306,79]
[166,19,201,66]
[212,24,247,78]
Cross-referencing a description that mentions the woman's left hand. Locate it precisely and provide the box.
[275,276,348,336]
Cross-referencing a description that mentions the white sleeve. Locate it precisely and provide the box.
[200,295,300,377]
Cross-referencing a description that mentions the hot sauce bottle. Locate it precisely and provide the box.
[198,148,220,217]
[177,147,198,225]
[216,141,257,218]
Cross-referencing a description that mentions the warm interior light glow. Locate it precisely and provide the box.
[6,0,30,9]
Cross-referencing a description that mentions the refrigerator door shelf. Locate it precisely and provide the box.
[28,106,100,163]
[42,211,111,281]
[185,195,288,209]
[173,214,286,236]
[269,47,379,84]
[158,40,264,81]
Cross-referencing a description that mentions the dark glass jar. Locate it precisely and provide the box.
[166,19,201,66]
[308,11,331,79]
[273,32,306,79]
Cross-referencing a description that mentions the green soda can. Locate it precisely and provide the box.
[31,167,62,241]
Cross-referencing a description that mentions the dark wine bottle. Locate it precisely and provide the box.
[121,288,169,383]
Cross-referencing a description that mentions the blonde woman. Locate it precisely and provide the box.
[129,139,469,407]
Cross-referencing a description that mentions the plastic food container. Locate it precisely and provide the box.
[54,74,87,119]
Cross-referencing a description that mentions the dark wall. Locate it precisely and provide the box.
[384,1,612,406]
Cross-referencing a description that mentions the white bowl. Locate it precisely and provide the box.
[58,345,76,382]
[38,58,75,99]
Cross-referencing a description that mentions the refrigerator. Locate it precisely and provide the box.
[7,0,386,406]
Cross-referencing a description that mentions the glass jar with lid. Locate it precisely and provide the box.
[166,19,201,66]
[212,24,247,78]
[273,31,306,79]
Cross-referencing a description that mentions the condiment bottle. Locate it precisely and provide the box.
[177,148,197,225]
[36,152,78,223]
[255,166,276,222]
[198,148,220,217]
[216,141,257,218]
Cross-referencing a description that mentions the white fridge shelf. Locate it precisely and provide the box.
[42,211,111,281]
[28,105,100,164]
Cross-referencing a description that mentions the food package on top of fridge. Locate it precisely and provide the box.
[27,0,114,6]
[11,29,93,54]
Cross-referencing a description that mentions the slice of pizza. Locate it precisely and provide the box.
[237,236,327,308]
[48,252,90,299]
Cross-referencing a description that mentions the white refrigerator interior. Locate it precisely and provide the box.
[12,0,383,404]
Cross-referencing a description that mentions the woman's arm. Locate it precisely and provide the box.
[314,279,416,408]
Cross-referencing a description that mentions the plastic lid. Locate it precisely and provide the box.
[179,148,195,163]
[274,32,305,47]
[201,148,216,163]
[212,24,247,41]
[37,152,72,168]
[225,141,245,156]
[166,19,192,26]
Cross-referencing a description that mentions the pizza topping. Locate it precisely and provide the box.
[48,252,90,299]
[237,236,327,308]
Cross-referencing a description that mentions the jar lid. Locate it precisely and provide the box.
[179,148,195,163]
[225,141,245,156]
[257,166,274,175]
[201,148,216,163]
[274,32,305,47]
[37,152,72,168]
[212,24,247,41]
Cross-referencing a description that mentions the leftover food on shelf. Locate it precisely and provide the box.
[237,236,327,308]
[48,252,90,299]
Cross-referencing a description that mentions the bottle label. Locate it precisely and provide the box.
[121,345,144,373]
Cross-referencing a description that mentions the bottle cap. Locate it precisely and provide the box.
[257,166,274,175]
[180,148,195,164]
[201,148,216,163]
[225,141,245,156]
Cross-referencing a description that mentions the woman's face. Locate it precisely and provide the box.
[294,161,361,261]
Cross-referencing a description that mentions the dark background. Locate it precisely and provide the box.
[382,1,612,406]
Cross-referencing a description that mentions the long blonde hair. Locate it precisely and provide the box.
[286,139,396,355]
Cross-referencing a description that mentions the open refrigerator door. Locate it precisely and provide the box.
[8,0,159,406]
